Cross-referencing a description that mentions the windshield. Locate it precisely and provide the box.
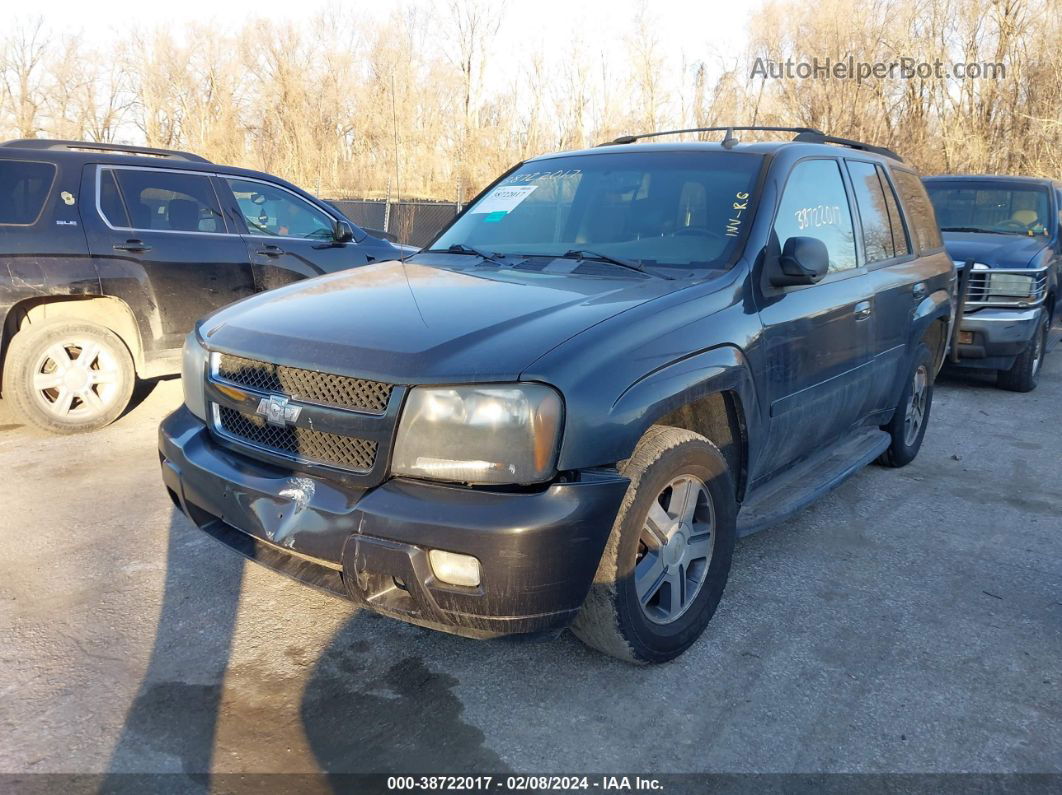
[925,181,1051,236]
[431,151,764,272]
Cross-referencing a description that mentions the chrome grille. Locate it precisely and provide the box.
[215,354,393,414]
[961,264,1048,310]
[216,405,377,472]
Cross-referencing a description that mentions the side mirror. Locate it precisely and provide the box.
[770,236,830,286]
[332,220,355,243]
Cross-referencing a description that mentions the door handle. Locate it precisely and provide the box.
[854,300,872,320]
[255,245,284,257]
[113,239,151,253]
[912,282,928,300]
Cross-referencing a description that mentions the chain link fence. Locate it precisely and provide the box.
[328,199,460,248]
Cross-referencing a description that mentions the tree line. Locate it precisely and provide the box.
[2,0,1059,201]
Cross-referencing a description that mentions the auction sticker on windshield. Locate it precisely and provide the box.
[471,185,538,214]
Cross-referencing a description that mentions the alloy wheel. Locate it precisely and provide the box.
[635,475,716,624]
[904,363,929,447]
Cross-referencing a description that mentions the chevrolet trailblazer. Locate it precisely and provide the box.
[160,127,954,663]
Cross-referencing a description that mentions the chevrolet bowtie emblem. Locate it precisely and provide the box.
[257,395,302,427]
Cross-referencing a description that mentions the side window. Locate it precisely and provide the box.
[846,160,895,264]
[106,168,225,233]
[98,169,130,228]
[773,159,857,273]
[877,165,909,257]
[0,160,56,225]
[891,169,943,252]
[226,179,334,240]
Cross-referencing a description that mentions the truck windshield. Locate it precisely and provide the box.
[925,181,1051,236]
[432,151,764,272]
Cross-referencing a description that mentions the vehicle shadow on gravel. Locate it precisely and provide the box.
[102,510,246,792]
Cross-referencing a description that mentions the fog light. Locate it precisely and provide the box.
[428,549,481,587]
[958,331,974,345]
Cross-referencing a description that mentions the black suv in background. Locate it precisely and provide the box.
[923,175,1061,391]
[0,140,409,433]
[162,127,954,663]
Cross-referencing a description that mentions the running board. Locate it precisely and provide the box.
[736,428,890,537]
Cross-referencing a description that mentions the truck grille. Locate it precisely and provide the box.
[216,405,378,472]
[958,263,1049,310]
[215,354,393,414]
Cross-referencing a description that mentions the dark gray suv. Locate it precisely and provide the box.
[161,127,954,662]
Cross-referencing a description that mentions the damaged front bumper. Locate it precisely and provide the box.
[159,406,628,638]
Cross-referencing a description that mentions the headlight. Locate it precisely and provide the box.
[971,263,1038,301]
[181,333,209,421]
[392,384,563,485]
[987,273,1036,299]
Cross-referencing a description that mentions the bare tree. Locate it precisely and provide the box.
[2,17,49,138]
[2,0,1060,197]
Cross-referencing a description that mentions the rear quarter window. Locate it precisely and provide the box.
[0,160,56,225]
[891,169,943,252]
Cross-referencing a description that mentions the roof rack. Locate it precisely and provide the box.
[790,130,903,162]
[0,139,211,164]
[600,126,903,162]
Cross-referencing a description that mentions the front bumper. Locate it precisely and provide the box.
[159,406,629,638]
[950,306,1044,370]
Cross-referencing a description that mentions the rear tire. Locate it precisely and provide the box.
[997,312,1048,393]
[878,343,934,468]
[570,425,736,664]
[2,321,135,434]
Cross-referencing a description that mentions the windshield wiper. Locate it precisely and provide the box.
[561,249,673,280]
[940,226,999,234]
[426,243,506,264]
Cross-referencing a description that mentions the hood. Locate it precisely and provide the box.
[199,257,680,383]
[941,231,1048,269]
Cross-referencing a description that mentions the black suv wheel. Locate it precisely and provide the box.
[571,426,736,663]
[2,321,135,434]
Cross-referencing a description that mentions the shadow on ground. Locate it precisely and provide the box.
[102,508,516,790]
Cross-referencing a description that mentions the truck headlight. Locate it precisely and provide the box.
[181,333,209,421]
[392,384,563,485]
[988,273,1036,300]
[970,263,1037,302]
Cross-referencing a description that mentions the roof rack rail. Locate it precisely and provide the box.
[790,131,903,162]
[601,126,824,146]
[0,139,212,164]
[600,126,903,162]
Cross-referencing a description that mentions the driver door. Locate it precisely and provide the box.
[217,176,369,291]
[755,158,876,480]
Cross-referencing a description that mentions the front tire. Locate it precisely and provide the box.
[997,312,1048,393]
[2,321,135,434]
[571,426,737,664]
[878,343,934,468]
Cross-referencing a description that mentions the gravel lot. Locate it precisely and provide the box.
[2,359,1060,779]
